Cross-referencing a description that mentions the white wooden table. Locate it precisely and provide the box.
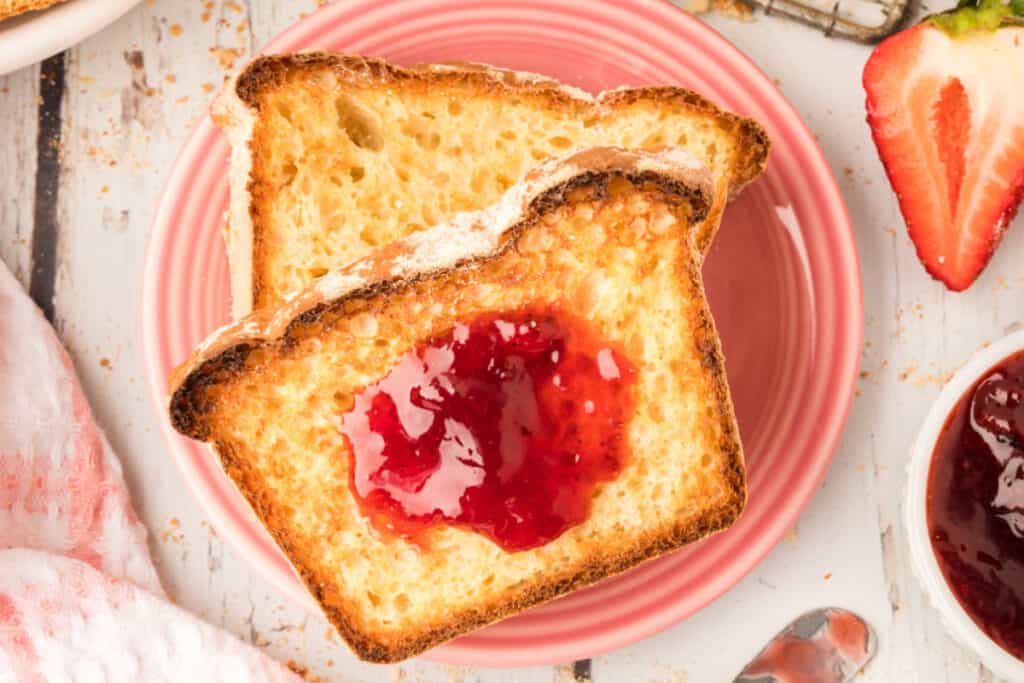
[0,1,1018,681]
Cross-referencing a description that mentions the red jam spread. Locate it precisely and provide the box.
[340,306,637,552]
[928,350,1024,660]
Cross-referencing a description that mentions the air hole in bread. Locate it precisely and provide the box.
[447,100,462,116]
[275,103,292,122]
[359,226,383,246]
[530,148,547,161]
[607,176,635,197]
[500,130,516,141]
[396,168,410,183]
[309,267,328,278]
[243,348,269,368]
[420,111,435,120]
[700,453,712,467]
[280,161,297,186]
[582,115,599,128]
[676,134,689,145]
[334,95,383,151]
[548,136,572,149]
[366,591,381,607]
[643,133,665,147]
[349,166,365,182]
[495,173,513,191]
[399,118,421,138]
[394,593,411,612]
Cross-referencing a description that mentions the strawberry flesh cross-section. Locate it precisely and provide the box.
[864,7,1024,291]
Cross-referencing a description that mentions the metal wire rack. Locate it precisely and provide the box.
[749,0,912,41]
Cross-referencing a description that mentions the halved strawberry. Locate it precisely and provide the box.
[864,1,1024,291]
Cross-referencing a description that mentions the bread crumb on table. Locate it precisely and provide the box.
[159,517,183,543]
[711,0,755,21]
[209,47,243,70]
[682,0,754,18]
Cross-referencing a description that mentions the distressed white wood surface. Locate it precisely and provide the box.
[0,1,1019,681]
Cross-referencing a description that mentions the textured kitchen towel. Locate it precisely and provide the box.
[0,260,302,682]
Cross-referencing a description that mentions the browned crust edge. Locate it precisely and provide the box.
[0,0,64,20]
[168,162,745,664]
[225,52,769,310]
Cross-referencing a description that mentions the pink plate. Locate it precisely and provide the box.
[141,0,861,667]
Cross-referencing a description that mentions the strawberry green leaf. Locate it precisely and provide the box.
[928,0,1021,34]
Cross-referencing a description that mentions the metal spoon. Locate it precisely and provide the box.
[733,608,876,683]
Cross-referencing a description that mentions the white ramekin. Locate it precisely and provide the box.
[906,329,1024,682]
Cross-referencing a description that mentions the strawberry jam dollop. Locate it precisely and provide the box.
[340,306,637,552]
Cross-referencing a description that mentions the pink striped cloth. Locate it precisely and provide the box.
[0,261,302,682]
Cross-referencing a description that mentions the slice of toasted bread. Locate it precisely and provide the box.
[0,0,65,20]
[213,53,769,316]
[169,148,746,663]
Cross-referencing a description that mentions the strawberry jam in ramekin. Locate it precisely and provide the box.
[928,350,1024,661]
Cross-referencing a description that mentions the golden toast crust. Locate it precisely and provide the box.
[0,0,65,20]
[214,52,769,314]
[170,149,745,663]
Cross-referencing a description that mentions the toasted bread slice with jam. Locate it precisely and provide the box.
[169,148,746,663]
[213,53,769,315]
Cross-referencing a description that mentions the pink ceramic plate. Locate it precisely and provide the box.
[141,0,861,667]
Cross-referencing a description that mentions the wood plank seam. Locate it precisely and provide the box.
[572,659,592,681]
[28,51,66,322]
